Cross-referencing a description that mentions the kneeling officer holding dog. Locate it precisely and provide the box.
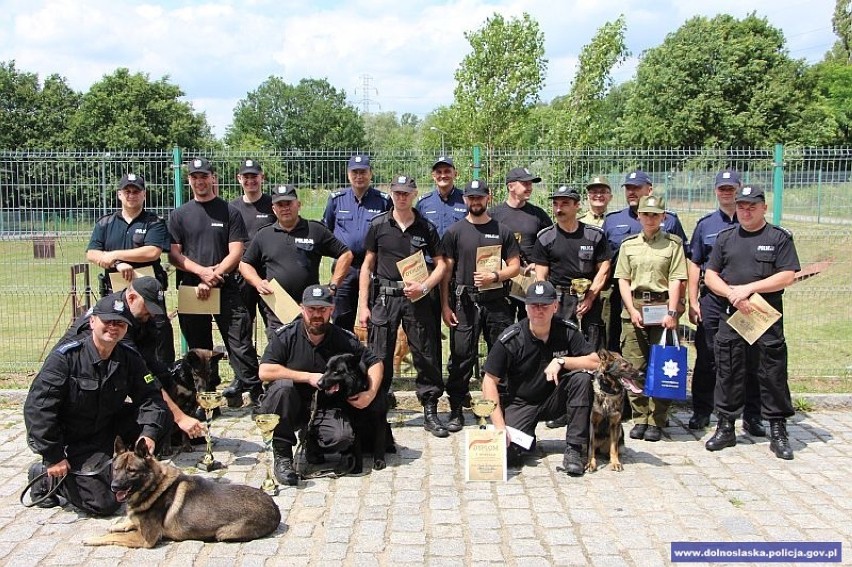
[24,296,170,516]
[259,285,384,485]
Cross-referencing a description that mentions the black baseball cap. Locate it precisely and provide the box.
[390,175,417,193]
[91,296,133,325]
[187,157,213,174]
[432,156,455,170]
[525,281,558,304]
[715,170,741,188]
[302,285,334,307]
[130,276,165,317]
[239,158,262,175]
[348,154,371,170]
[506,167,542,184]
[119,173,145,191]
[550,186,581,201]
[271,185,298,203]
[735,185,765,203]
[463,180,490,197]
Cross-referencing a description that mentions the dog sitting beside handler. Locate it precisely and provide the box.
[23,295,170,516]
[258,284,384,485]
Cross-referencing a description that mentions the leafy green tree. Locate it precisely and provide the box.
[810,62,852,143]
[67,68,211,150]
[226,77,366,151]
[617,14,834,147]
[828,0,852,63]
[450,12,547,151]
[363,111,418,152]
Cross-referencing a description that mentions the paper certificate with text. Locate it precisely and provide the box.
[465,427,507,482]
[108,266,155,292]
[726,293,782,345]
[475,245,502,291]
[260,279,301,323]
[396,250,429,302]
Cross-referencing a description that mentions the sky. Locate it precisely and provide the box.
[0,0,838,138]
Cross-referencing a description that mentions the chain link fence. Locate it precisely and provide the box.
[1,147,850,387]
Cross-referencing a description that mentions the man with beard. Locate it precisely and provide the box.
[490,167,553,321]
[322,154,391,332]
[440,180,521,432]
[258,285,383,485]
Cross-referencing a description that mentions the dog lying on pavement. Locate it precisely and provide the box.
[84,437,280,548]
[587,349,643,472]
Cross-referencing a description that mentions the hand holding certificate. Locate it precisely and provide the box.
[396,250,429,302]
[726,293,782,345]
[475,245,502,291]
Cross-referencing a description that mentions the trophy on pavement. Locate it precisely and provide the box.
[471,398,497,429]
[196,391,224,472]
[254,413,281,495]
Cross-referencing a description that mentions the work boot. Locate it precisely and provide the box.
[27,463,59,508]
[705,416,737,452]
[644,425,662,442]
[629,423,647,440]
[769,419,794,460]
[423,401,449,438]
[222,380,248,408]
[545,414,568,429]
[688,413,710,430]
[446,403,465,433]
[743,415,766,437]
[560,444,585,477]
[272,445,299,486]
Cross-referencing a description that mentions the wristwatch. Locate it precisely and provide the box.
[328,282,338,293]
[555,357,565,367]
[667,309,678,318]
[421,284,429,296]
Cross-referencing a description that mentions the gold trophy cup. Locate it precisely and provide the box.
[254,413,281,495]
[570,278,593,325]
[471,398,497,429]
[196,391,224,472]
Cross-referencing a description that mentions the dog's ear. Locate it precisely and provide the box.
[597,348,611,362]
[211,345,227,362]
[114,436,127,456]
[134,438,151,459]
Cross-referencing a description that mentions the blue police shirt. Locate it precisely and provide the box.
[689,209,737,271]
[602,206,689,260]
[322,186,390,267]
[415,186,467,237]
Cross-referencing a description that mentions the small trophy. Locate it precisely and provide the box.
[196,391,224,472]
[471,398,497,429]
[570,278,592,325]
[254,413,281,495]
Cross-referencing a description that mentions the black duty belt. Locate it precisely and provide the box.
[455,284,505,303]
[377,278,405,297]
[633,290,669,303]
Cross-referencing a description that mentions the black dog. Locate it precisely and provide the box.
[316,353,390,473]
[164,348,225,454]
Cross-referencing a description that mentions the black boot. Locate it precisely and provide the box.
[705,416,736,452]
[769,419,794,460]
[546,414,568,429]
[27,463,59,508]
[272,444,299,486]
[560,444,585,477]
[446,403,465,433]
[743,415,766,437]
[423,401,449,438]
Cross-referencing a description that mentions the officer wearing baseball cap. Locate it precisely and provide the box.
[480,280,599,476]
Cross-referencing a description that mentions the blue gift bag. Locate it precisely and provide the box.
[644,328,687,400]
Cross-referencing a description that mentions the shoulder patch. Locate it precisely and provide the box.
[274,320,300,336]
[583,224,604,235]
[330,190,345,199]
[773,225,794,238]
[555,316,579,330]
[56,340,82,354]
[498,325,521,344]
[536,224,555,238]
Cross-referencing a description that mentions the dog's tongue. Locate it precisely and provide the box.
[621,377,643,394]
[114,489,129,503]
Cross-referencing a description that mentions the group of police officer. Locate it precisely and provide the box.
[23,154,802,515]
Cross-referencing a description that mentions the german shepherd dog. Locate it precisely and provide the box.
[164,348,224,454]
[316,353,390,473]
[84,437,280,548]
[587,349,643,472]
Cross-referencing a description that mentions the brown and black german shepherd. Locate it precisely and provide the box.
[84,437,280,548]
[587,350,643,472]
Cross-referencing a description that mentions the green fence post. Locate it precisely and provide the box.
[773,143,784,225]
[816,168,823,224]
[473,145,481,180]
[173,146,183,207]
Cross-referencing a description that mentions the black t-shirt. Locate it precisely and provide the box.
[168,198,248,286]
[483,318,593,404]
[530,222,611,285]
[706,223,800,312]
[229,194,274,241]
[87,209,170,275]
[439,218,521,287]
[365,209,442,280]
[489,202,552,263]
[243,217,349,300]
[260,318,381,406]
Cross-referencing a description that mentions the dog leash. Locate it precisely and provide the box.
[295,391,356,480]
[20,458,114,508]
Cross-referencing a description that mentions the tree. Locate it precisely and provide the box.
[450,13,547,151]
[67,68,211,150]
[226,77,366,151]
[616,14,834,148]
[547,16,629,149]
[810,62,852,144]
[363,111,418,152]
[828,0,852,63]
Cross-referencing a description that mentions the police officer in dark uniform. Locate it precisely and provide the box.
[482,281,599,475]
[24,296,170,515]
[532,185,611,348]
[240,184,353,337]
[359,176,448,437]
[490,167,553,321]
[230,158,274,330]
[704,185,800,460]
[440,180,521,432]
[602,170,688,352]
[687,170,764,434]
[258,285,383,485]
[168,157,262,408]
[322,154,391,332]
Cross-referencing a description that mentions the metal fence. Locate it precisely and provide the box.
[1,147,851,386]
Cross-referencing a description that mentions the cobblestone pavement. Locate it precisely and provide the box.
[1,399,850,566]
